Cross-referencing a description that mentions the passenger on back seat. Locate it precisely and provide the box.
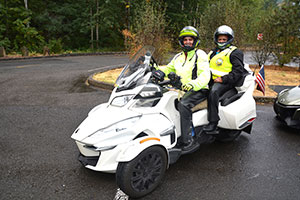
[203,25,248,132]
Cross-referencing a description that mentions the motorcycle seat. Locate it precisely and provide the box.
[219,70,254,106]
[191,87,243,112]
[220,89,244,106]
[187,71,253,112]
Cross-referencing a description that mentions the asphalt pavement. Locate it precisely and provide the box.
[1,55,299,200]
[0,51,297,103]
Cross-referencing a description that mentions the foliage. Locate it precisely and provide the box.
[250,6,277,66]
[48,39,63,54]
[124,1,172,64]
[31,1,90,49]
[163,0,210,47]
[0,0,299,62]
[251,39,274,67]
[198,0,254,50]
[0,3,10,48]
[87,0,126,50]
[0,1,44,52]
[12,18,44,52]
[23,0,125,50]
[269,0,300,67]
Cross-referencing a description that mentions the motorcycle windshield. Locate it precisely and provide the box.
[115,46,155,91]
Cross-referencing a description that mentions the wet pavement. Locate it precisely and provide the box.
[0,55,299,200]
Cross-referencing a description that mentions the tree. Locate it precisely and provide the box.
[0,0,44,52]
[250,5,277,67]
[270,0,300,66]
[163,0,210,48]
[31,1,91,50]
[2,0,298,56]
[0,1,10,49]
[198,0,252,50]
[124,0,172,63]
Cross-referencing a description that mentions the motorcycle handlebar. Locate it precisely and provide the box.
[158,79,171,86]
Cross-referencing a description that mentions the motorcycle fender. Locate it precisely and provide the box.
[116,137,169,164]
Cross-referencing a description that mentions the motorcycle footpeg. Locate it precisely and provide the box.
[181,142,200,155]
[197,133,215,144]
[205,129,220,135]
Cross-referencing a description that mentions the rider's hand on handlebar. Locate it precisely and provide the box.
[152,70,165,82]
[168,72,182,89]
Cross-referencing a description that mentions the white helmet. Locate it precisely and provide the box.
[214,25,234,49]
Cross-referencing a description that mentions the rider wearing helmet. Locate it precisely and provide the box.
[152,26,211,152]
[203,25,248,132]
[178,26,201,52]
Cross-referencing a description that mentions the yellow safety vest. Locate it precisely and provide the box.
[158,49,211,91]
[208,46,237,79]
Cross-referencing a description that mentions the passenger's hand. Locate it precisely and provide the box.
[182,83,193,91]
[214,77,223,83]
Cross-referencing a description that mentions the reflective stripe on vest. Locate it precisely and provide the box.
[209,46,237,79]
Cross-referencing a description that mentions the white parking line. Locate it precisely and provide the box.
[87,64,126,72]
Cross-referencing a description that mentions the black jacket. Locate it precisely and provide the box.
[209,46,248,86]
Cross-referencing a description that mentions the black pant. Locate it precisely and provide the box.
[178,89,208,144]
[207,82,234,123]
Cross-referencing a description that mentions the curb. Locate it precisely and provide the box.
[87,64,125,91]
[87,68,276,104]
[254,96,275,104]
[0,51,129,61]
[88,75,114,91]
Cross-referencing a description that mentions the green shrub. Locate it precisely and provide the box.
[48,39,63,54]
[123,1,172,64]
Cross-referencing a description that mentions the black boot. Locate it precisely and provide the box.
[182,137,199,154]
[203,122,218,132]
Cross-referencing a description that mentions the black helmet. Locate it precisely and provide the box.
[178,26,200,52]
[214,25,234,49]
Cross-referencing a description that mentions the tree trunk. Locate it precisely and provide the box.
[90,3,94,50]
[24,0,29,27]
[0,47,6,57]
[96,0,99,49]
[4,0,8,37]
[194,3,199,27]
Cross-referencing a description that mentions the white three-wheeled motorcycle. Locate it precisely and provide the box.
[71,46,256,198]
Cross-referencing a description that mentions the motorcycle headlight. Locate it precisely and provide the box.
[111,95,134,107]
[88,116,141,141]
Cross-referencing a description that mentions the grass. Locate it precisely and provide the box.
[92,65,300,97]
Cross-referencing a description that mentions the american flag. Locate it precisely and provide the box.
[255,65,265,95]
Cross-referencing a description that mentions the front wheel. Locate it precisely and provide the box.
[215,129,241,142]
[116,146,168,199]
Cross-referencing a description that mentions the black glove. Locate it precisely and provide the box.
[168,72,182,89]
[152,70,165,82]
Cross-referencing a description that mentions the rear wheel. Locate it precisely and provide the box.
[116,146,168,198]
[215,129,241,142]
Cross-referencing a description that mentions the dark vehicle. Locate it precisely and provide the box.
[274,85,300,129]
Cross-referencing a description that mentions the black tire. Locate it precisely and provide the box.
[116,146,168,199]
[215,129,241,142]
